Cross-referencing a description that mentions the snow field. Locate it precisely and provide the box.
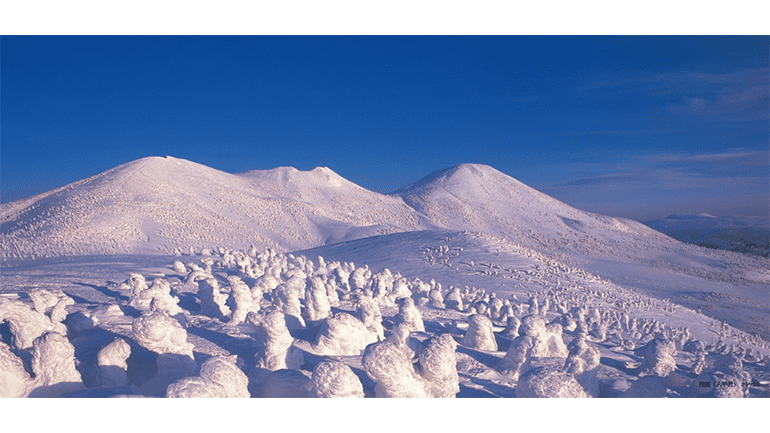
[1,244,767,398]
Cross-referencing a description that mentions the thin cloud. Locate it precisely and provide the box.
[527,149,769,219]
[579,68,769,121]
[654,150,769,165]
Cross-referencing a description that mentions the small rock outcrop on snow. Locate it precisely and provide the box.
[310,359,365,398]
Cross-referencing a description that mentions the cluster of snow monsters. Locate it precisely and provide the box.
[1,247,766,398]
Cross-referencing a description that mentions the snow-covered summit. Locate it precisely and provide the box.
[0,156,430,259]
[393,163,670,254]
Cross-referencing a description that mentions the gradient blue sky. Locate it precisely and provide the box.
[1,36,768,221]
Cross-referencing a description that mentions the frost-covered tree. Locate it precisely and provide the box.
[489,294,504,320]
[247,310,303,371]
[96,338,131,388]
[516,315,568,358]
[444,286,464,311]
[304,276,332,322]
[350,265,372,291]
[272,281,305,329]
[171,260,187,274]
[564,333,600,397]
[384,322,421,361]
[362,340,428,398]
[140,278,183,316]
[419,334,460,398]
[636,336,677,377]
[168,355,249,398]
[497,335,535,380]
[395,297,425,333]
[515,367,589,398]
[29,331,85,397]
[503,315,521,339]
[125,273,151,310]
[310,359,365,398]
[314,312,378,356]
[227,275,260,325]
[355,294,385,341]
[0,298,58,349]
[460,314,498,351]
[428,288,445,309]
[198,277,231,320]
[132,310,197,395]
[166,376,226,398]
[0,341,32,397]
[391,277,412,301]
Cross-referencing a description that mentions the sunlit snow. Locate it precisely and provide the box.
[1,156,768,398]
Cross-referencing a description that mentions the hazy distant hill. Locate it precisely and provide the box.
[644,214,769,257]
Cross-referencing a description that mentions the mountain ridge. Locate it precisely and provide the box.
[0,156,761,265]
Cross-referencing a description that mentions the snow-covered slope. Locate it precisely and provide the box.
[393,163,672,253]
[1,157,768,399]
[2,157,767,340]
[0,156,429,259]
[391,165,770,340]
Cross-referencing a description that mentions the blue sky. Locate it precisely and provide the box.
[1,36,768,220]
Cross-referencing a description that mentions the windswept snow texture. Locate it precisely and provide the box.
[0,156,769,398]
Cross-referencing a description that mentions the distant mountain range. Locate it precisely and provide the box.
[0,156,668,259]
[644,214,769,257]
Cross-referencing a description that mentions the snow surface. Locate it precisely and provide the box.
[1,156,768,399]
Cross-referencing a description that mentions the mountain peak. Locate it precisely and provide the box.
[238,165,353,189]
[392,163,503,194]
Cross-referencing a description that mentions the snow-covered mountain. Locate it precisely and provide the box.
[2,157,768,340]
[644,214,769,257]
[0,157,669,260]
[1,156,769,399]
[0,156,432,258]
